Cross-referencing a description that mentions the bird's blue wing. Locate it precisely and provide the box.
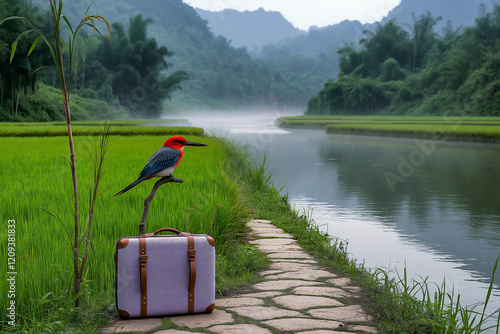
[139,146,180,178]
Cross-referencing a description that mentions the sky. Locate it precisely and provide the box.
[182,0,402,30]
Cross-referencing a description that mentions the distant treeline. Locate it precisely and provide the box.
[307,5,500,116]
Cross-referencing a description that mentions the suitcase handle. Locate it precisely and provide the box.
[150,227,181,235]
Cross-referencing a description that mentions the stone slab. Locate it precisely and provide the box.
[256,233,295,238]
[293,286,353,298]
[169,309,233,329]
[239,291,284,298]
[229,306,306,321]
[209,324,273,334]
[154,330,205,334]
[265,269,336,281]
[259,270,284,276]
[249,238,297,246]
[271,259,317,264]
[247,220,273,228]
[344,285,362,292]
[216,297,264,308]
[262,318,344,332]
[269,262,320,271]
[297,331,356,334]
[273,295,343,310]
[266,251,313,259]
[253,279,322,291]
[101,318,162,333]
[250,227,284,233]
[350,325,378,333]
[327,277,352,287]
[258,244,303,252]
[308,305,374,322]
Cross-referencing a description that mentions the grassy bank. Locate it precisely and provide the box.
[277,115,500,143]
[0,127,268,332]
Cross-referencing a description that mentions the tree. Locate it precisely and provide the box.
[0,0,48,115]
[1,0,111,307]
[410,12,442,72]
[94,14,188,118]
[359,20,412,77]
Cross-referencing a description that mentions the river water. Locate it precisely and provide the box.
[181,112,500,316]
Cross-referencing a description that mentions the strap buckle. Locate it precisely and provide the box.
[188,250,196,261]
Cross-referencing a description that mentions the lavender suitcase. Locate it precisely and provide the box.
[114,228,215,318]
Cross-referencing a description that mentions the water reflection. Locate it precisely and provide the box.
[315,134,500,286]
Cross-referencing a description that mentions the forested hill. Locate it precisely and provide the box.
[306,4,500,117]
[5,0,320,121]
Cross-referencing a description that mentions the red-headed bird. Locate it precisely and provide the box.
[113,136,207,197]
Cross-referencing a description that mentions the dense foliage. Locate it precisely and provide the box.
[307,6,500,116]
[0,1,191,121]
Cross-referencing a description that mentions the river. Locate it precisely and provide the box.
[180,112,500,317]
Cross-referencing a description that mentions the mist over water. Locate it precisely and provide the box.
[171,111,500,317]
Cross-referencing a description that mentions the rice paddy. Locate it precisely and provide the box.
[277,115,500,143]
[0,130,251,327]
[0,119,197,137]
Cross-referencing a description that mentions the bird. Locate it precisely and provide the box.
[113,135,207,197]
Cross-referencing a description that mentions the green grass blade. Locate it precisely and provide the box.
[61,15,74,35]
[9,40,17,63]
[27,35,42,57]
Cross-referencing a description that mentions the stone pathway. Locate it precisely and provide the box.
[102,219,377,334]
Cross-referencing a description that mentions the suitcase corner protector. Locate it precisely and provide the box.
[204,303,215,313]
[118,309,131,319]
[206,236,215,247]
[116,238,130,249]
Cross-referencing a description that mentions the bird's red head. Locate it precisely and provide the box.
[163,136,207,149]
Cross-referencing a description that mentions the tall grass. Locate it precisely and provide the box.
[0,134,252,330]
[372,259,500,333]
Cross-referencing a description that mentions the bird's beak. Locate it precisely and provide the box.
[184,141,207,147]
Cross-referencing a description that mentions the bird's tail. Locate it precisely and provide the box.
[113,178,144,197]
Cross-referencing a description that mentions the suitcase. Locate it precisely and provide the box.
[114,227,215,318]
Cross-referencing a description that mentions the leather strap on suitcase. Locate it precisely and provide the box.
[139,229,197,316]
[187,234,196,314]
[139,238,148,317]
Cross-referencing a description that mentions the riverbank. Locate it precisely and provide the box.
[277,115,500,143]
[2,120,498,333]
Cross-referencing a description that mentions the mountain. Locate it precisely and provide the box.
[195,7,303,54]
[383,0,490,29]
[268,20,369,58]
